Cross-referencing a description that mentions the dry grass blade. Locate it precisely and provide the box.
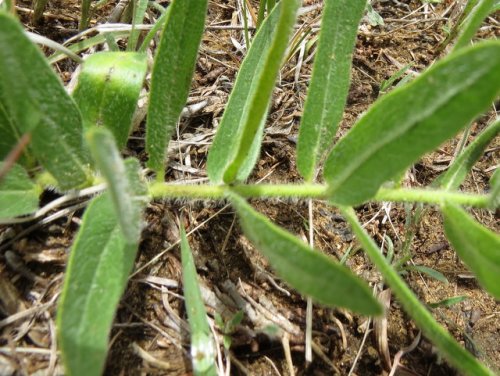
[374,288,392,371]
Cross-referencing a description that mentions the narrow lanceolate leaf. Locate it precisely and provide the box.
[207,0,300,184]
[453,0,495,51]
[0,12,88,190]
[180,226,217,376]
[405,265,448,284]
[436,119,500,190]
[489,168,500,208]
[229,192,382,315]
[324,41,500,206]
[442,202,500,299]
[128,0,149,51]
[341,206,494,376]
[86,127,146,244]
[57,192,140,376]
[73,52,147,150]
[0,163,41,219]
[428,296,468,309]
[296,0,366,182]
[146,0,208,177]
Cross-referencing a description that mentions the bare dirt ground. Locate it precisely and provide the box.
[1,1,499,375]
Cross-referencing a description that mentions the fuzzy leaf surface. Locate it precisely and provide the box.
[0,98,30,165]
[230,192,382,315]
[87,127,146,244]
[181,226,217,375]
[146,0,208,176]
[296,0,366,181]
[489,168,500,208]
[442,202,500,299]
[454,0,495,50]
[0,163,40,218]
[436,119,500,190]
[73,52,147,150]
[57,192,140,376]
[207,0,300,184]
[324,41,500,205]
[0,12,88,189]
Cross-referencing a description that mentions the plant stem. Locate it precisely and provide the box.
[340,206,494,376]
[32,0,49,24]
[148,183,491,207]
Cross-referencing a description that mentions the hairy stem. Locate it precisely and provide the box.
[148,183,491,207]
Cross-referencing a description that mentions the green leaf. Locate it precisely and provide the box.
[324,41,500,205]
[428,295,467,309]
[365,3,384,26]
[296,0,367,181]
[0,12,88,190]
[0,100,26,164]
[73,52,147,150]
[405,265,448,284]
[180,225,217,376]
[48,31,130,65]
[128,0,149,51]
[454,0,495,51]
[146,0,208,177]
[379,63,413,95]
[86,127,146,244]
[138,7,170,53]
[57,192,140,376]
[207,0,300,184]
[0,163,40,219]
[341,206,494,376]
[442,202,500,299]
[489,167,500,208]
[229,192,382,315]
[437,119,500,191]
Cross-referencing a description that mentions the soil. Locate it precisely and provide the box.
[1,1,499,375]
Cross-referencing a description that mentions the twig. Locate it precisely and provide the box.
[0,293,58,329]
[281,332,294,376]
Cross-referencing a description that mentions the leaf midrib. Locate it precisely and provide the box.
[329,58,495,190]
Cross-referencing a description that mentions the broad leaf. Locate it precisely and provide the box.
[442,202,500,299]
[73,52,147,150]
[229,192,382,315]
[0,12,88,190]
[57,192,140,376]
[207,0,300,184]
[0,163,40,219]
[324,41,500,205]
[296,0,366,181]
[86,127,146,244]
[181,226,217,375]
[436,119,500,190]
[146,0,208,177]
